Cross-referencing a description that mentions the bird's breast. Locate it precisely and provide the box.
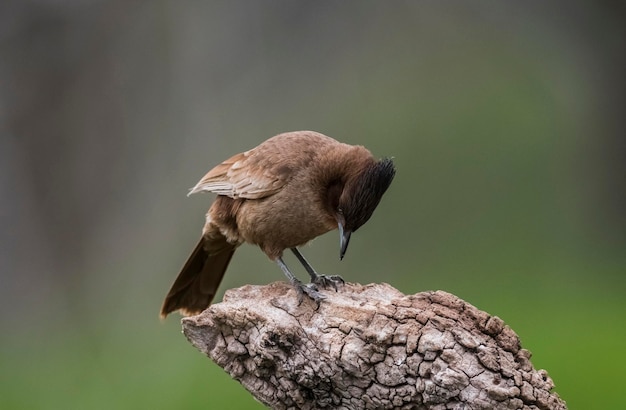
[234,187,337,257]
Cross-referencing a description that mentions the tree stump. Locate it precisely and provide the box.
[181,282,566,410]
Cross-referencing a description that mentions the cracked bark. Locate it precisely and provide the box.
[182,282,567,410]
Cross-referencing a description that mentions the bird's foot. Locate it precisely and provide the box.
[311,273,345,292]
[292,279,326,306]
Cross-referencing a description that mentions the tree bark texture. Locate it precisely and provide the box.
[182,282,566,410]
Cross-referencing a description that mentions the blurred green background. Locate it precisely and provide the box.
[1,1,624,409]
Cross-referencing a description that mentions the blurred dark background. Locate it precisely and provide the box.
[1,1,624,408]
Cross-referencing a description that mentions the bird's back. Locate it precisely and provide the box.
[189,131,342,200]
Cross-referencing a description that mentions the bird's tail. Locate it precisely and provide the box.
[160,234,236,318]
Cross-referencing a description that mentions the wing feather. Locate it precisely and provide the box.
[188,149,286,199]
[187,131,340,199]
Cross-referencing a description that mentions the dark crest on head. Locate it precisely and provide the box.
[340,158,395,231]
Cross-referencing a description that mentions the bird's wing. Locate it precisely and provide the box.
[188,131,340,199]
[188,148,290,199]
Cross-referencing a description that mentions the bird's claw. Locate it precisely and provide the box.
[294,281,326,306]
[312,274,345,292]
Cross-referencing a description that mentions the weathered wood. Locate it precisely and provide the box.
[182,282,566,410]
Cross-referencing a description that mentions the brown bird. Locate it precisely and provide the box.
[160,130,395,318]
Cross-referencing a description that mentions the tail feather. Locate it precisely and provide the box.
[160,237,236,318]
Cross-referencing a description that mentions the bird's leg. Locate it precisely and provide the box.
[276,256,325,305]
[290,248,344,291]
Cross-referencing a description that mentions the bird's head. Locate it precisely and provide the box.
[333,157,396,259]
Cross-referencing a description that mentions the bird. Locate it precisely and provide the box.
[160,130,395,318]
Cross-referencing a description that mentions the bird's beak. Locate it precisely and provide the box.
[338,222,352,260]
